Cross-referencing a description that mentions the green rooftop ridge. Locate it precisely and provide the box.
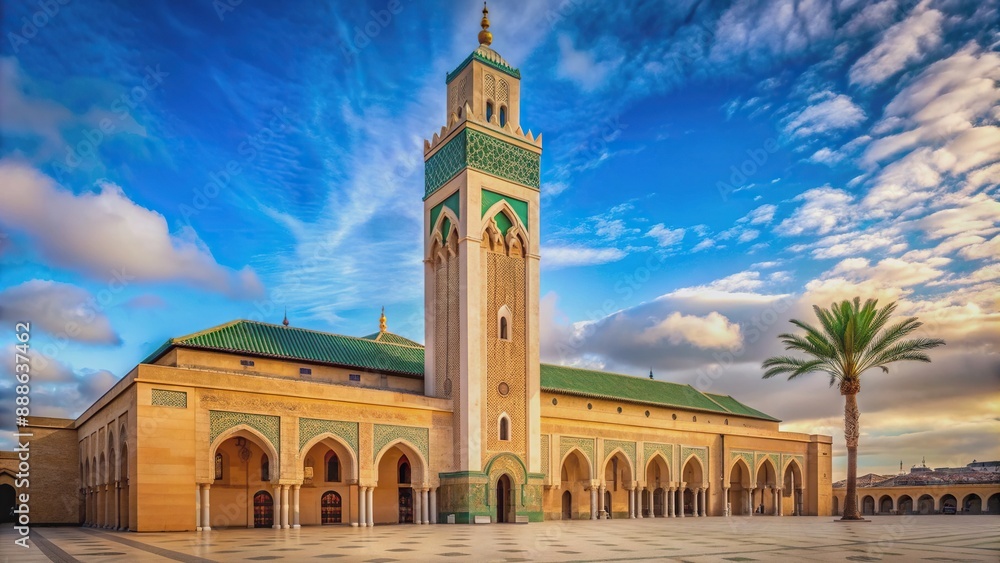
[142,320,778,422]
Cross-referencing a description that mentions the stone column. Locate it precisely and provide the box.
[637,487,644,519]
[366,487,374,527]
[666,488,673,517]
[590,487,598,520]
[201,484,212,531]
[293,485,301,528]
[598,485,605,519]
[723,487,730,517]
[679,485,686,518]
[414,488,423,524]
[748,488,755,517]
[773,488,779,516]
[272,485,282,529]
[694,488,700,517]
[430,488,438,524]
[196,484,202,531]
[628,487,634,519]
[359,487,368,527]
[778,488,783,516]
[797,488,804,516]
[423,489,430,524]
[283,485,291,528]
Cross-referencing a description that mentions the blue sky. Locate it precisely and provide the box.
[1,0,998,477]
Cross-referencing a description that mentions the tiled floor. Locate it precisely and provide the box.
[2,515,998,562]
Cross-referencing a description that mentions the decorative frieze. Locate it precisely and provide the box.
[559,436,595,466]
[208,410,280,457]
[603,439,636,470]
[372,424,429,462]
[298,418,359,455]
[151,389,187,408]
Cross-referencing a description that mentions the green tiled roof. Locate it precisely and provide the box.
[145,320,424,377]
[539,364,779,422]
[360,331,423,348]
[143,320,777,421]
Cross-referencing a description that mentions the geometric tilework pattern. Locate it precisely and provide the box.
[681,446,708,470]
[425,129,541,198]
[373,424,429,463]
[467,129,540,190]
[559,437,595,469]
[603,440,636,474]
[425,130,468,198]
[151,389,187,408]
[209,410,280,459]
[643,442,673,473]
[484,250,526,459]
[731,450,754,470]
[541,435,550,477]
[298,418,359,455]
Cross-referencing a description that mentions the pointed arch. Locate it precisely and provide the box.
[681,454,705,487]
[427,205,460,256]
[602,448,635,483]
[299,433,359,482]
[728,457,752,488]
[497,412,511,441]
[755,457,777,487]
[208,424,280,484]
[644,452,670,488]
[559,447,593,482]
[374,439,428,487]
[481,199,528,241]
[497,304,512,341]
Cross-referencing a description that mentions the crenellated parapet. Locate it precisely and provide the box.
[424,102,542,156]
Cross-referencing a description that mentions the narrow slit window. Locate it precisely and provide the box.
[486,101,494,123]
[499,105,507,127]
[499,316,509,340]
[499,416,510,441]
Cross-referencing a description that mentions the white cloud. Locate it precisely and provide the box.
[0,280,121,345]
[959,235,1000,260]
[0,159,264,298]
[556,35,617,91]
[775,186,856,236]
[744,204,777,225]
[645,224,685,248]
[849,2,944,87]
[783,92,866,138]
[541,245,626,269]
[701,270,765,293]
[639,311,742,349]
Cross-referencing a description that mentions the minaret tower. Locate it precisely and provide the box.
[423,3,543,522]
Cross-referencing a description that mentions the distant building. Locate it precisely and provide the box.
[833,460,1000,515]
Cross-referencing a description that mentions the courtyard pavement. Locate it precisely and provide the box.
[2,515,998,563]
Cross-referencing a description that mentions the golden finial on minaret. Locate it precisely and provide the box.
[478,2,492,46]
[282,307,289,327]
[379,306,387,332]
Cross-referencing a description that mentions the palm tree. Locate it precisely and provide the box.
[762,297,944,520]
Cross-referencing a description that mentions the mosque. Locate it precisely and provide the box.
[9,6,832,531]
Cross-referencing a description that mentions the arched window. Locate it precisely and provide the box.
[457,106,463,119]
[325,452,340,482]
[499,105,507,127]
[398,456,411,484]
[498,305,512,341]
[261,454,270,482]
[499,415,510,441]
[486,101,494,123]
[215,453,223,480]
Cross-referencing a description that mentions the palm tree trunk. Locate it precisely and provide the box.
[842,392,862,520]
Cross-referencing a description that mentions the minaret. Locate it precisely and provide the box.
[423,3,543,522]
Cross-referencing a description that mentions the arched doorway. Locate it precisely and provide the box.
[645,454,669,518]
[862,495,875,515]
[0,484,15,523]
[561,491,572,520]
[496,474,514,523]
[558,449,591,520]
[321,491,342,524]
[879,495,893,514]
[210,429,279,529]
[681,456,704,516]
[988,493,1000,515]
[398,455,413,523]
[253,491,274,528]
[962,493,982,514]
[940,494,956,513]
[898,495,913,514]
[833,496,840,516]
[602,451,633,519]
[782,460,803,515]
[755,459,777,515]
[300,435,356,526]
[373,442,425,525]
[729,460,751,516]
[917,494,934,514]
